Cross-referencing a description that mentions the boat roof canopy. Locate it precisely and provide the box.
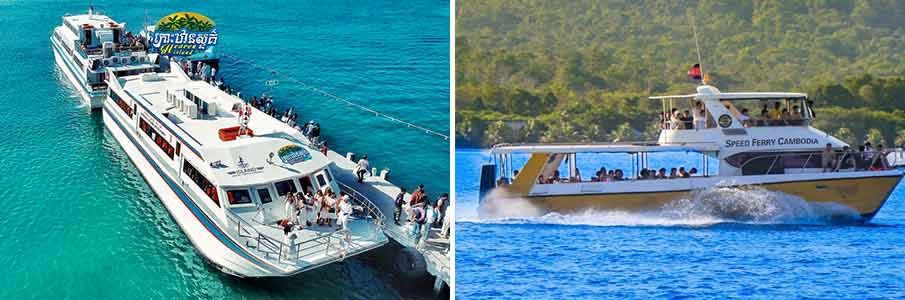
[490,142,719,154]
[649,85,807,101]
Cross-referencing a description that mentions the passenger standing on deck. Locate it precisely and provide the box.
[421,203,436,244]
[320,142,329,156]
[304,191,316,226]
[355,155,371,183]
[411,205,426,239]
[310,123,321,145]
[693,101,706,129]
[394,187,406,225]
[285,192,298,224]
[821,143,835,172]
[337,192,353,231]
[434,193,448,227]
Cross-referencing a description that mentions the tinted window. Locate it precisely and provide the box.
[274,180,297,196]
[316,174,327,187]
[299,176,315,194]
[257,188,273,204]
[227,189,252,205]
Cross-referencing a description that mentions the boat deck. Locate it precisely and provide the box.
[324,149,451,285]
[228,209,387,272]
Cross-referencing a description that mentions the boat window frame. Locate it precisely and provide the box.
[273,178,299,198]
[226,188,254,206]
[255,186,274,204]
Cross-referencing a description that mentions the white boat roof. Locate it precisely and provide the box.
[64,13,120,29]
[490,142,720,154]
[116,67,331,186]
[649,85,807,101]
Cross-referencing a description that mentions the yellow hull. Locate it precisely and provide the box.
[521,175,903,219]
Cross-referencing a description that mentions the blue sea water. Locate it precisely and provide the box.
[456,148,905,299]
[0,1,448,299]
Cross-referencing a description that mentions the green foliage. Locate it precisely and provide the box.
[866,128,886,146]
[455,0,905,147]
[157,13,214,32]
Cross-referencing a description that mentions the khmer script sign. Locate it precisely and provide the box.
[277,144,312,164]
[148,12,218,58]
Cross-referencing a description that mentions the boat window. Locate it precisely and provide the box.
[324,169,334,183]
[182,159,219,206]
[139,118,175,159]
[227,189,253,205]
[316,173,327,187]
[299,176,315,194]
[256,188,273,204]
[110,90,134,118]
[274,179,298,197]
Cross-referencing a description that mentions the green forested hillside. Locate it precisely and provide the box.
[455,0,905,147]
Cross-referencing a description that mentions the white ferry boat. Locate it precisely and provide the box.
[481,84,904,221]
[52,9,157,108]
[101,62,387,277]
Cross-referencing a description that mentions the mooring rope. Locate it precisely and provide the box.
[220,53,450,141]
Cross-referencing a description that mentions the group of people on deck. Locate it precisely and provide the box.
[534,166,700,184]
[394,184,450,244]
[660,100,817,129]
[280,187,355,233]
[821,142,893,172]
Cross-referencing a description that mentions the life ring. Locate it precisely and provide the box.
[130,56,137,63]
[103,59,110,66]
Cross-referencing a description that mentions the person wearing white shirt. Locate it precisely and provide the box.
[355,155,372,183]
[337,192,354,231]
[692,101,706,129]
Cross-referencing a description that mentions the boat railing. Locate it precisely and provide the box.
[223,186,385,265]
[737,150,899,176]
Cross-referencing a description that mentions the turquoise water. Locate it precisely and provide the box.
[0,1,448,299]
[456,148,905,299]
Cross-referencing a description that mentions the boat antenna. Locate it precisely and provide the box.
[690,14,706,85]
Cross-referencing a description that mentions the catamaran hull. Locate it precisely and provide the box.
[513,173,903,221]
[51,37,105,109]
[101,101,288,277]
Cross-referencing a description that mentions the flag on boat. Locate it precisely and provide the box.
[687,64,702,80]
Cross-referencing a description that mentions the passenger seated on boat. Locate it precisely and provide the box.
[613,169,624,181]
[836,146,857,171]
[607,170,615,181]
[689,168,698,177]
[570,168,582,182]
[738,109,752,127]
[669,168,678,178]
[869,145,891,170]
[656,168,667,179]
[678,167,689,178]
[681,110,693,129]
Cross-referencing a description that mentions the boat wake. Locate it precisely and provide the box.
[469,186,862,227]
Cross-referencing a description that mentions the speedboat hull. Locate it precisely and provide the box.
[507,171,903,220]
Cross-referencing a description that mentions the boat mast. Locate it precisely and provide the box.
[691,14,706,85]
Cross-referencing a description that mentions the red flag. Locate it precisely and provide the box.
[687,63,702,80]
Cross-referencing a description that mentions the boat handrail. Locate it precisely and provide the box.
[737,150,900,176]
[223,183,386,264]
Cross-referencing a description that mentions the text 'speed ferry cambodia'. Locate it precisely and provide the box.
[52,8,158,108]
[481,83,905,221]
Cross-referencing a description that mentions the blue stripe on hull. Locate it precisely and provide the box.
[102,104,281,275]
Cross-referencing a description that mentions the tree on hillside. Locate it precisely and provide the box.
[866,128,886,146]
[834,127,856,146]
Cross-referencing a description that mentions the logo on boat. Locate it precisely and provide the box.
[277,144,312,164]
[718,114,732,128]
[147,12,218,58]
[227,155,264,177]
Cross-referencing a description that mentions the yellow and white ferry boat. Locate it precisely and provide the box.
[481,84,904,220]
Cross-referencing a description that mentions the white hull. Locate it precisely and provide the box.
[101,102,284,277]
[51,37,105,109]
